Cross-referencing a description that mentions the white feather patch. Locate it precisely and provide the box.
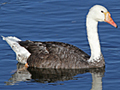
[2,36,31,64]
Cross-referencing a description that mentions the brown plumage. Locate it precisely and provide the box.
[18,40,105,69]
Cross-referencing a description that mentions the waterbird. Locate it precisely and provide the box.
[2,5,117,69]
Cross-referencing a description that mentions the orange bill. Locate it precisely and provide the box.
[104,12,117,28]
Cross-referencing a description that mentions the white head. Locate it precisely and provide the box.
[86,5,117,62]
[87,5,117,28]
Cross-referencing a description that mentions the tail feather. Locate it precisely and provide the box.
[2,36,31,64]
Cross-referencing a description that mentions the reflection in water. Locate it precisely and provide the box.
[5,63,31,85]
[5,63,105,90]
[91,70,103,90]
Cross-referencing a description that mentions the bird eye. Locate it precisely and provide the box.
[101,10,104,13]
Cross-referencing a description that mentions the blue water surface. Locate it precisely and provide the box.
[0,0,120,90]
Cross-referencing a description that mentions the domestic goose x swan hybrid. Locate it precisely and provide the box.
[2,5,117,69]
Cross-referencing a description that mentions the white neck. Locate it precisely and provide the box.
[86,16,102,62]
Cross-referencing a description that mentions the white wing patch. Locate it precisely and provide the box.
[2,36,31,64]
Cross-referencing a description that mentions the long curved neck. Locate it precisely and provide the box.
[86,17,102,62]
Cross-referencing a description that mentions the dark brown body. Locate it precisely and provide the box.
[19,40,105,69]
